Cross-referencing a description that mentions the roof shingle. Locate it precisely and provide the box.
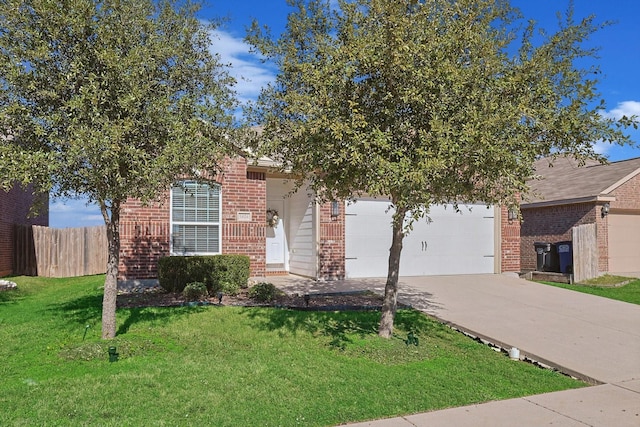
[523,156,640,206]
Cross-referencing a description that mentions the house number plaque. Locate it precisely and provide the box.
[237,211,252,222]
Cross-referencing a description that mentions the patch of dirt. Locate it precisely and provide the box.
[117,287,396,310]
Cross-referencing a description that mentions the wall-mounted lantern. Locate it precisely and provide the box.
[507,208,518,221]
[601,202,610,218]
[331,200,340,218]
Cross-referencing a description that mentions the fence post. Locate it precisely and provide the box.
[572,224,598,283]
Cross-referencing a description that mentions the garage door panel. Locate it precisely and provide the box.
[345,200,495,278]
[346,256,389,278]
[608,214,640,272]
[400,255,494,276]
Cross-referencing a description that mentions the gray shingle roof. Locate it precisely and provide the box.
[522,156,640,206]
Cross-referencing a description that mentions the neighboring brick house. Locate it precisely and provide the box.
[521,156,640,274]
[0,184,49,277]
[119,154,520,284]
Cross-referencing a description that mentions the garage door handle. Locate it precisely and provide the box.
[345,257,358,260]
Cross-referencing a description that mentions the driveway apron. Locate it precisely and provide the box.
[270,273,640,426]
[396,274,640,385]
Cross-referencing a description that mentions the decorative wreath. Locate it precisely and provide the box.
[266,209,280,227]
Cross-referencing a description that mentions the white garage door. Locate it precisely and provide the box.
[345,200,495,278]
[608,214,640,272]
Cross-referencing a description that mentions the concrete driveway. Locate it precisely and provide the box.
[273,273,640,384]
[396,274,640,385]
[270,273,640,426]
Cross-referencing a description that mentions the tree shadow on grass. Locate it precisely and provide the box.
[0,276,32,306]
[46,293,104,327]
[47,293,204,336]
[243,307,433,349]
[0,289,27,306]
[116,305,204,335]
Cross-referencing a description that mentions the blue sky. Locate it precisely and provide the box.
[50,0,640,228]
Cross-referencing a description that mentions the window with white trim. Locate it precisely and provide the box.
[170,181,221,255]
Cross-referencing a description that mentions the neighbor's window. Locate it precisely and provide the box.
[170,181,221,255]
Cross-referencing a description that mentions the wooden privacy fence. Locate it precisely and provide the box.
[14,225,107,277]
[572,223,598,283]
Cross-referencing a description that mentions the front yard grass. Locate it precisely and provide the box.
[1,275,586,426]
[542,276,640,305]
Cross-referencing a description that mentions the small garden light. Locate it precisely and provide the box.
[304,294,310,307]
[217,292,223,304]
[405,331,419,346]
[108,346,119,363]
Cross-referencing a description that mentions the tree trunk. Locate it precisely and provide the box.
[378,206,406,338]
[101,202,120,339]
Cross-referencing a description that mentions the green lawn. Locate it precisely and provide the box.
[1,275,585,426]
[543,276,640,305]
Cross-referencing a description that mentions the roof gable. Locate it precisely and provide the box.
[523,156,640,206]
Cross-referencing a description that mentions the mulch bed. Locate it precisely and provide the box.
[117,287,397,311]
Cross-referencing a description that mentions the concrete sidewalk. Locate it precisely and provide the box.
[269,274,640,426]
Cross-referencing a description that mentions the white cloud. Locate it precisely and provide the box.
[604,101,640,120]
[592,100,640,157]
[593,140,612,155]
[209,30,276,106]
[49,198,103,228]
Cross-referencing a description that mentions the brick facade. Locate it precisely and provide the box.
[119,195,171,280]
[520,203,597,272]
[610,173,640,211]
[119,157,268,281]
[219,158,267,277]
[318,202,345,280]
[500,206,521,273]
[0,184,49,277]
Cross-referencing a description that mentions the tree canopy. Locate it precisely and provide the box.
[247,0,636,337]
[0,0,237,338]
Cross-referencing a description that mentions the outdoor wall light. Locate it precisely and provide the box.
[507,208,518,221]
[601,202,610,218]
[331,200,340,218]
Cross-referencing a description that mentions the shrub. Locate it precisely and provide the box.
[157,256,189,293]
[249,282,281,303]
[220,281,239,296]
[182,282,208,301]
[158,255,250,294]
[206,255,250,294]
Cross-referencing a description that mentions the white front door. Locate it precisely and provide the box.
[266,200,287,266]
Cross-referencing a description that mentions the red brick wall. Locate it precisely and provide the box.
[119,157,267,280]
[219,158,266,277]
[595,211,608,272]
[318,201,345,280]
[610,173,640,211]
[500,206,521,273]
[520,203,597,271]
[0,184,49,276]
[119,195,171,280]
